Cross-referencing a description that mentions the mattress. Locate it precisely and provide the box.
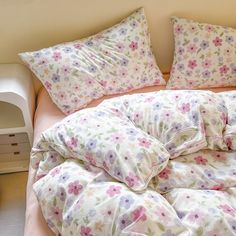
[24,85,236,236]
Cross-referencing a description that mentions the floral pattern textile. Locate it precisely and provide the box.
[32,90,236,236]
[19,8,165,115]
[167,17,236,89]
[220,91,236,150]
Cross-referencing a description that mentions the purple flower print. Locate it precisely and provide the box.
[126,128,138,137]
[118,28,127,35]
[202,70,211,78]
[52,73,60,83]
[106,150,117,164]
[88,65,97,73]
[119,214,132,229]
[153,101,163,110]
[86,139,97,150]
[63,47,72,53]
[177,63,185,71]
[120,195,135,209]
[68,180,83,195]
[57,187,66,201]
[161,230,176,236]
[165,143,176,154]
[113,166,123,179]
[226,35,234,43]
[229,220,236,233]
[58,172,70,183]
[120,58,129,66]
[85,40,93,47]
[64,213,73,225]
[130,20,137,28]
[200,40,209,49]
[171,122,182,132]
[204,170,215,179]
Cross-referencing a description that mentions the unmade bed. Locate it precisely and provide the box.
[24,85,236,236]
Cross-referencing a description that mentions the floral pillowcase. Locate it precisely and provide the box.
[167,17,236,89]
[19,8,165,115]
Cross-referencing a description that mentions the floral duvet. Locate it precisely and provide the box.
[31,90,236,236]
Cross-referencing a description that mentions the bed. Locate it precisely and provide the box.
[18,1,236,236]
[23,83,236,236]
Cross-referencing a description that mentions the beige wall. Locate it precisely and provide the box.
[1,0,236,74]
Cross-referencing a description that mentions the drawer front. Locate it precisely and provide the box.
[0,151,30,162]
[0,133,29,145]
[0,142,30,154]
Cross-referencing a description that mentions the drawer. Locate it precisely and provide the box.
[0,133,29,145]
[0,151,30,162]
[0,142,30,154]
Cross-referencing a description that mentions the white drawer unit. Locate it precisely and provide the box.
[0,64,35,173]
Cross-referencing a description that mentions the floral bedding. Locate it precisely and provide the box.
[32,90,236,236]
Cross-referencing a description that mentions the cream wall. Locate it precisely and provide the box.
[1,0,236,85]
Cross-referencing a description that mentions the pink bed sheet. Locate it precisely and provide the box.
[24,85,236,236]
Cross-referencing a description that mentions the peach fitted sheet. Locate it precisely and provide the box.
[24,85,236,236]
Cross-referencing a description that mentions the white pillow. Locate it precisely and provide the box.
[19,8,165,115]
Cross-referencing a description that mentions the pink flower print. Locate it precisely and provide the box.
[68,180,83,195]
[116,42,125,52]
[187,44,197,53]
[138,138,151,148]
[225,137,232,149]
[58,91,67,100]
[119,68,128,77]
[212,152,226,162]
[211,183,224,191]
[162,110,173,120]
[50,206,62,221]
[125,173,139,187]
[106,185,122,197]
[100,80,107,87]
[180,103,191,113]
[155,207,171,224]
[85,152,96,166]
[61,65,71,75]
[213,37,223,47]
[52,51,62,61]
[187,210,204,223]
[44,81,52,90]
[206,25,213,32]
[133,112,143,122]
[67,137,78,148]
[132,206,147,222]
[219,204,236,216]
[188,60,197,69]
[175,25,183,34]
[129,41,138,51]
[202,59,212,69]
[220,65,230,75]
[158,168,171,179]
[51,167,61,177]
[80,226,93,236]
[74,43,83,49]
[111,133,124,144]
[194,156,208,165]
[85,79,95,86]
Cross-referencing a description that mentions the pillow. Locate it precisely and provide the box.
[167,16,236,89]
[19,8,165,115]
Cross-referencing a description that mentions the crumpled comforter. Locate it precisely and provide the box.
[31,90,236,236]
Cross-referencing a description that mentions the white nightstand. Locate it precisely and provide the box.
[0,64,35,173]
